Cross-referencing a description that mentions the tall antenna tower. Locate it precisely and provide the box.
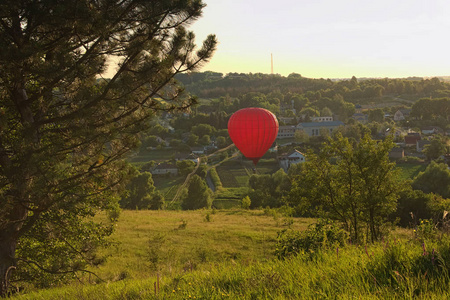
[271,53,274,74]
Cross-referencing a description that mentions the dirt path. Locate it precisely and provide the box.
[169,144,237,205]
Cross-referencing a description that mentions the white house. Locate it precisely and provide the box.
[311,116,333,122]
[151,163,178,175]
[279,150,306,172]
[191,146,206,155]
[421,126,443,135]
[277,125,296,139]
[296,121,344,137]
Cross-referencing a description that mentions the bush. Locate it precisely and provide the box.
[275,219,348,259]
[241,196,251,209]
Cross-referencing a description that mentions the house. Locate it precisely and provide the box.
[311,116,333,122]
[296,121,344,137]
[404,133,421,147]
[151,163,178,175]
[421,126,443,135]
[278,116,297,124]
[277,125,296,139]
[417,140,431,152]
[351,112,368,124]
[393,109,411,121]
[176,153,199,163]
[389,147,404,159]
[191,146,206,155]
[278,150,306,172]
[385,128,403,139]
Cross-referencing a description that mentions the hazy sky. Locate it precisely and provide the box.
[189,0,450,79]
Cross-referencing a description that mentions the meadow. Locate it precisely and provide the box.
[12,209,450,299]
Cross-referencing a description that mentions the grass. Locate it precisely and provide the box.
[84,210,311,283]
[396,163,428,180]
[216,158,280,188]
[152,175,185,200]
[13,213,450,299]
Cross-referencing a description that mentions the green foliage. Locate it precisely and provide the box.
[209,167,222,189]
[288,134,405,242]
[423,138,447,161]
[275,219,348,259]
[241,196,251,209]
[176,160,196,176]
[247,169,290,208]
[0,0,217,293]
[368,108,385,123]
[411,98,450,121]
[412,161,450,198]
[13,210,450,300]
[195,164,208,178]
[119,171,155,209]
[396,188,434,227]
[204,212,212,222]
[149,191,165,210]
[181,175,212,210]
[191,124,216,137]
[414,219,438,242]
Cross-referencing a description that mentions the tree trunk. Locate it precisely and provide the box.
[0,235,18,297]
[0,203,27,297]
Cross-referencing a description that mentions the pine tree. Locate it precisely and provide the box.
[0,0,216,294]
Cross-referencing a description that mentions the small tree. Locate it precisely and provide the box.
[181,175,212,210]
[241,196,251,209]
[412,161,450,198]
[120,171,155,209]
[149,192,165,210]
[176,160,196,176]
[288,134,405,242]
[423,138,447,161]
[294,130,309,143]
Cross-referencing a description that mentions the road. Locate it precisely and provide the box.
[169,144,237,205]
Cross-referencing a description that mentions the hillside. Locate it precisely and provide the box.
[13,210,450,300]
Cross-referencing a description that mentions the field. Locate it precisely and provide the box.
[13,210,450,300]
[12,209,313,298]
[92,210,311,280]
[396,163,428,180]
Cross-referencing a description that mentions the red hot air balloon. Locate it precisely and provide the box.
[228,107,279,165]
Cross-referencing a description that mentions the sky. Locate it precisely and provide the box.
[188,0,450,79]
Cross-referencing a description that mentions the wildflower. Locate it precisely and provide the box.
[172,290,175,293]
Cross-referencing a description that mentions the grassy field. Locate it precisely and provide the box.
[396,163,428,180]
[152,176,185,200]
[89,210,311,282]
[13,209,450,300]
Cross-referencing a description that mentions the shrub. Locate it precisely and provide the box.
[275,219,348,259]
[241,196,251,209]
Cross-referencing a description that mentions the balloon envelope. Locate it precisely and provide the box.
[228,108,279,165]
